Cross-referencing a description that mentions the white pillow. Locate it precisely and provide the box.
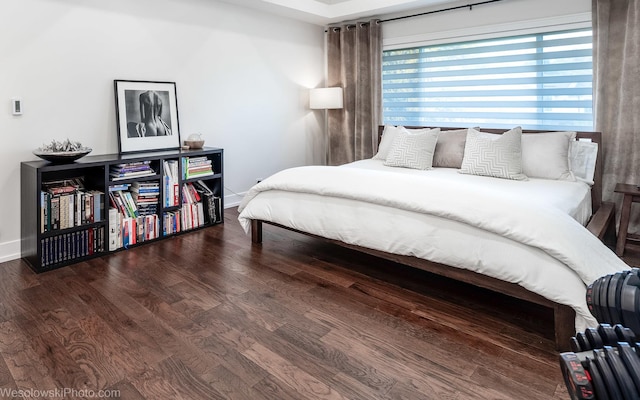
[569,140,598,185]
[374,125,434,161]
[521,132,576,181]
[459,127,528,180]
[384,128,440,170]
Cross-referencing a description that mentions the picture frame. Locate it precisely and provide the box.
[114,80,181,153]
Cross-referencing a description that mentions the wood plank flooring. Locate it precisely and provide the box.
[0,207,575,399]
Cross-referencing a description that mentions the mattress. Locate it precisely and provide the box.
[344,159,593,226]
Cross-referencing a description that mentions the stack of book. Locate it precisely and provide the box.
[131,182,159,216]
[110,161,156,181]
[182,156,214,179]
[42,177,84,193]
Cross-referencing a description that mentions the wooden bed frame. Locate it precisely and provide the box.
[249,127,616,351]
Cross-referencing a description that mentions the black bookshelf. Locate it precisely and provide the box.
[20,147,223,272]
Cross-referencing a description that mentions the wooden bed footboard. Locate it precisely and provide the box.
[250,218,575,351]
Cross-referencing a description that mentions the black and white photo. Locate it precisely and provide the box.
[114,80,181,153]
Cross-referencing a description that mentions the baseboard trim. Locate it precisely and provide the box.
[225,192,246,208]
[0,239,21,263]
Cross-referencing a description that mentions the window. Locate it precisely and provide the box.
[382,28,593,130]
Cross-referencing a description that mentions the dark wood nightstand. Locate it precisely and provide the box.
[614,183,640,256]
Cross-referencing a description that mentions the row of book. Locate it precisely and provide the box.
[162,204,207,234]
[40,189,104,233]
[162,181,223,235]
[107,194,221,249]
[181,183,206,231]
[181,199,221,227]
[182,156,214,180]
[40,176,218,236]
[110,161,156,181]
[108,209,160,250]
[163,210,182,235]
[188,180,222,224]
[40,227,105,267]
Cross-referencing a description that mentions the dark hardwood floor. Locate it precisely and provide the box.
[621,245,640,268]
[0,207,577,399]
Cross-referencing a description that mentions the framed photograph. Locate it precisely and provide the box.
[114,80,181,153]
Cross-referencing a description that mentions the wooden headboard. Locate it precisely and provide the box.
[377,126,604,212]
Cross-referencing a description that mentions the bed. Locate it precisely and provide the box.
[237,126,629,351]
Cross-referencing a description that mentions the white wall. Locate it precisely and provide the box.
[382,0,591,47]
[0,0,325,262]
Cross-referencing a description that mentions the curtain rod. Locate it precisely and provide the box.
[379,0,505,24]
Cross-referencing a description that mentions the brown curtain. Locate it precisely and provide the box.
[326,20,382,166]
[593,0,640,230]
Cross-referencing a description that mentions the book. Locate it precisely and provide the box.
[163,160,179,207]
[40,191,47,233]
[122,191,140,218]
[60,195,69,229]
[110,161,155,180]
[109,183,131,192]
[91,190,103,222]
[109,192,127,217]
[48,186,76,195]
[213,196,222,223]
[183,156,214,179]
[110,171,156,181]
[67,193,75,228]
[45,179,81,192]
[50,196,60,230]
[147,216,154,241]
[131,182,160,195]
[108,208,118,251]
[197,202,204,227]
[76,192,84,226]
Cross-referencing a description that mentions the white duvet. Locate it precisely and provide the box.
[238,160,630,332]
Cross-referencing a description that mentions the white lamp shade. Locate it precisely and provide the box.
[310,87,344,109]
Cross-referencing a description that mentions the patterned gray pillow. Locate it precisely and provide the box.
[459,127,528,180]
[374,125,433,161]
[383,129,440,170]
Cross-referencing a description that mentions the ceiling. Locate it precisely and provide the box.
[218,0,461,25]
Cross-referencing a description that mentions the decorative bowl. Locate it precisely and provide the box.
[184,140,204,149]
[33,148,92,163]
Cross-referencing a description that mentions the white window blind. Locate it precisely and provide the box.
[382,28,593,130]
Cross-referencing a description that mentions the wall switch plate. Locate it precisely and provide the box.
[11,98,22,115]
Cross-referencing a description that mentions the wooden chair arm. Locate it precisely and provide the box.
[587,201,616,240]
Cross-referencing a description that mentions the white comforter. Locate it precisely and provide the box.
[238,161,630,331]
